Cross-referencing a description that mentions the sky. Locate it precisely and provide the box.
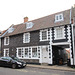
[0,0,75,31]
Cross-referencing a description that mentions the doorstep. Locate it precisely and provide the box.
[27,64,75,72]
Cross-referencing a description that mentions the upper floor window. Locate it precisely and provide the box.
[4,37,9,45]
[55,13,64,22]
[55,27,65,39]
[40,29,48,41]
[23,33,30,43]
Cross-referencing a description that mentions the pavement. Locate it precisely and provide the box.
[27,64,75,72]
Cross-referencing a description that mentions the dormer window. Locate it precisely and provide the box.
[26,22,34,29]
[8,27,14,33]
[55,13,64,22]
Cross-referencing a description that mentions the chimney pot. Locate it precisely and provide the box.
[24,17,28,23]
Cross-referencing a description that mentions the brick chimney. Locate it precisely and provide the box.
[24,17,28,23]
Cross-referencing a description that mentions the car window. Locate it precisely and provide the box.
[1,57,12,60]
[12,57,20,61]
[1,57,7,60]
[6,57,12,60]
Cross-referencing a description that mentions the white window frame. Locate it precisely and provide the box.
[16,47,23,58]
[4,48,9,57]
[55,13,64,22]
[26,22,34,29]
[54,27,65,39]
[4,37,9,45]
[32,46,38,58]
[8,27,14,33]
[23,33,30,43]
[16,46,40,59]
[24,47,29,58]
[40,29,48,41]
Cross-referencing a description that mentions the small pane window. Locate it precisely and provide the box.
[56,28,63,39]
[59,15,62,19]
[56,16,58,20]
[18,49,22,57]
[24,48,29,57]
[4,37,9,45]
[42,31,47,40]
[55,13,63,22]
[40,29,48,41]
[23,33,30,43]
[25,34,29,42]
[26,22,34,29]
[32,47,37,57]
[6,38,9,44]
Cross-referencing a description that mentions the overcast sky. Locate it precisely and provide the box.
[0,0,75,31]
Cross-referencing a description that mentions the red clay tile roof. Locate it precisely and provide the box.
[4,9,70,37]
[0,30,6,36]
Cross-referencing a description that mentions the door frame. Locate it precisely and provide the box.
[41,46,48,63]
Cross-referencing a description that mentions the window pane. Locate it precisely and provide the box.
[5,50,9,57]
[56,28,63,38]
[6,38,8,44]
[32,48,37,57]
[56,16,58,20]
[25,33,29,43]
[59,15,62,19]
[42,31,47,40]
[18,49,22,57]
[25,48,28,57]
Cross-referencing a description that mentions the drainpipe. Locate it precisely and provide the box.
[70,7,75,66]
[72,23,74,66]
[0,38,1,56]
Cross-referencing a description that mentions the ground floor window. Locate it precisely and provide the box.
[24,47,29,58]
[18,48,22,57]
[17,46,40,59]
[4,48,9,57]
[32,47,37,57]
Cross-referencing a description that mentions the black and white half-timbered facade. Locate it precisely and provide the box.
[0,6,75,66]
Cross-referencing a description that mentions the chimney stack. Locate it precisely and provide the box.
[24,17,28,23]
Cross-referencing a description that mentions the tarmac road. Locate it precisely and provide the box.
[0,67,75,75]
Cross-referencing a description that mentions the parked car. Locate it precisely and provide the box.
[0,57,26,69]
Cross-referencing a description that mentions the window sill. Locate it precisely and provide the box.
[40,39,49,42]
[18,57,39,59]
[54,37,65,40]
[54,19,64,23]
[23,42,30,43]
[4,44,9,45]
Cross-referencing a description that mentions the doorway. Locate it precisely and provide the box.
[52,45,70,65]
[42,46,48,63]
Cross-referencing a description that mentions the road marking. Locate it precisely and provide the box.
[16,69,28,72]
